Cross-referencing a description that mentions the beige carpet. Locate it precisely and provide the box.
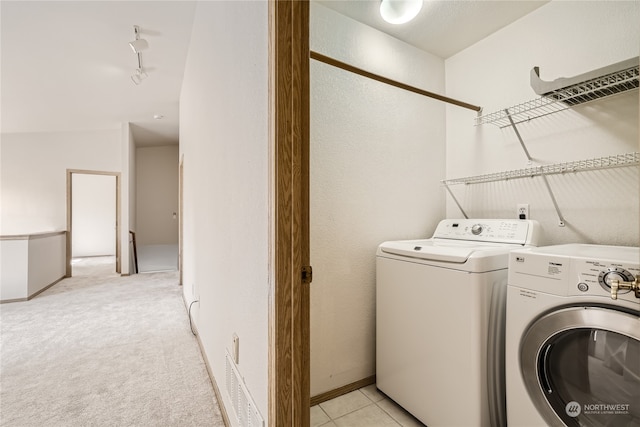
[0,264,223,427]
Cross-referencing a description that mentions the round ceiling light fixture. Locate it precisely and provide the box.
[380,0,423,24]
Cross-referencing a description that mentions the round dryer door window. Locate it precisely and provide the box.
[520,306,640,427]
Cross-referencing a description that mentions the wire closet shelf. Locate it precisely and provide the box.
[475,65,639,127]
[441,152,640,186]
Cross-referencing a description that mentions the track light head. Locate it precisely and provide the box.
[131,68,148,85]
[129,38,148,53]
[129,25,149,53]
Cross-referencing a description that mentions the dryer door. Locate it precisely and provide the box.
[520,306,640,427]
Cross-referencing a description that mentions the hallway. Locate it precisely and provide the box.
[0,265,223,426]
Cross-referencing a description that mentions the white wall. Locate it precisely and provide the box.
[128,125,137,235]
[0,239,28,300]
[27,233,66,296]
[0,127,132,274]
[445,1,639,246]
[135,145,179,246]
[309,3,446,396]
[179,2,269,424]
[127,123,137,272]
[0,232,66,301]
[0,129,122,234]
[72,174,116,257]
[120,123,132,275]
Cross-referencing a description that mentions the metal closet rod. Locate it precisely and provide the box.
[310,51,481,112]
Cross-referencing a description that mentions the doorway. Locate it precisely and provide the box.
[134,145,180,273]
[66,170,121,277]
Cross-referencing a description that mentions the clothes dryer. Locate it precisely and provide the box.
[506,244,640,427]
[376,219,540,427]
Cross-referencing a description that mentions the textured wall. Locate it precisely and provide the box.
[310,3,446,396]
[179,1,269,422]
[445,1,639,246]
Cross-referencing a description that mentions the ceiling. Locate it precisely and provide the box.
[1,1,547,147]
[317,0,548,59]
[1,1,196,146]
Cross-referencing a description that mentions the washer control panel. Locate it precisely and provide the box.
[509,244,640,303]
[574,259,639,300]
[433,219,540,245]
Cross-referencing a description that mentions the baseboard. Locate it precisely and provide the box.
[1,276,65,304]
[310,375,377,406]
[0,297,28,304]
[182,295,232,427]
[29,276,65,300]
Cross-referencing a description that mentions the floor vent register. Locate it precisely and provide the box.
[225,351,264,427]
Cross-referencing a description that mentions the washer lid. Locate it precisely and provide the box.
[379,239,517,263]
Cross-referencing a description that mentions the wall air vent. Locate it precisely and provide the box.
[225,351,264,427]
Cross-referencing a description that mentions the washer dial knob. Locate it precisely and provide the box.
[598,267,635,294]
[471,224,483,235]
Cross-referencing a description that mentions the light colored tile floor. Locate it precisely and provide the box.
[312,384,426,427]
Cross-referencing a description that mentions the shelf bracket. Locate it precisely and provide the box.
[540,174,566,227]
[506,109,566,227]
[443,183,469,219]
[506,109,533,162]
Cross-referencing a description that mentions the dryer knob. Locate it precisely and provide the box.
[471,224,483,235]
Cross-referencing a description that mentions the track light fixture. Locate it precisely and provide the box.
[129,26,148,53]
[129,25,149,85]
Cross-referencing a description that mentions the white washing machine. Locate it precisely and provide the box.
[376,218,540,427]
[506,244,640,427]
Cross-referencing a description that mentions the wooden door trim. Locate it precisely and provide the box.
[66,169,121,276]
[269,0,310,425]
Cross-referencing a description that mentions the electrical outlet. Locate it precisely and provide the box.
[517,204,529,220]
